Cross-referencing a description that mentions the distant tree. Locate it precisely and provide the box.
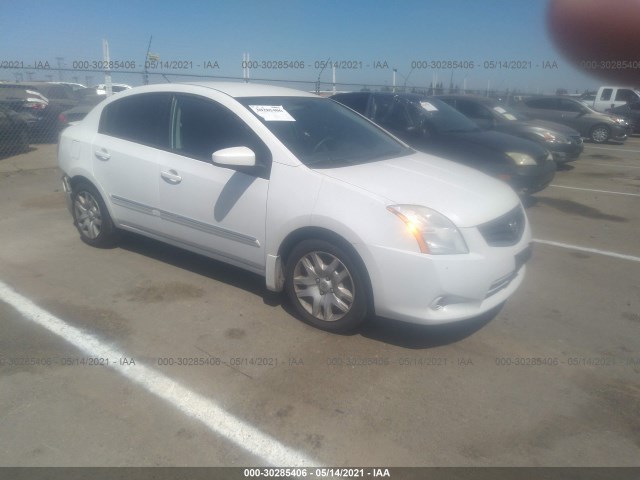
[556,88,568,95]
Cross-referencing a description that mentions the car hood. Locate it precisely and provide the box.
[516,119,580,136]
[437,130,547,158]
[315,151,520,228]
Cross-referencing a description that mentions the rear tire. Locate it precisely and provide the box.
[71,182,120,248]
[285,239,368,332]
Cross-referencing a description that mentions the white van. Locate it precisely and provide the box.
[590,86,640,112]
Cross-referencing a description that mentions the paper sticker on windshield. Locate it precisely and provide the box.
[249,105,295,121]
[420,101,438,112]
[504,113,517,120]
[493,106,507,114]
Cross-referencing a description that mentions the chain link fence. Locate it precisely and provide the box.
[0,67,532,159]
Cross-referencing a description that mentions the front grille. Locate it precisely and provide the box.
[478,206,525,247]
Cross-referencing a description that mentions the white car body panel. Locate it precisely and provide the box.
[58,81,532,326]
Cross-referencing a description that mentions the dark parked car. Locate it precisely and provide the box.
[514,96,629,143]
[0,104,30,154]
[606,101,640,134]
[331,92,555,195]
[0,84,51,138]
[438,95,583,164]
[57,93,105,129]
[0,82,83,139]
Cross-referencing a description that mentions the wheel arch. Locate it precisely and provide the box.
[277,226,375,314]
[68,175,118,222]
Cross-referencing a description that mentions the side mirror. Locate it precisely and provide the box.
[212,146,256,167]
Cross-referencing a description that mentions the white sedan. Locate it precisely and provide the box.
[58,82,532,332]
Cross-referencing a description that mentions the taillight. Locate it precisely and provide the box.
[58,113,68,124]
[24,98,48,110]
[25,101,47,110]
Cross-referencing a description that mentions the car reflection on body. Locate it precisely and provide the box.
[58,82,532,332]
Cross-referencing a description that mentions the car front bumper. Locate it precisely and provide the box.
[549,138,584,163]
[357,222,532,325]
[610,124,629,141]
[511,160,557,195]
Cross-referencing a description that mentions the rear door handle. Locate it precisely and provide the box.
[161,169,182,184]
[94,149,111,161]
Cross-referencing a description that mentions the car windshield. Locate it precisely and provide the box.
[489,103,529,121]
[238,96,412,167]
[406,97,480,133]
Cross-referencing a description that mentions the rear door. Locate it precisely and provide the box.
[93,92,172,233]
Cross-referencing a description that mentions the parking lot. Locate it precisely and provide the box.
[1,137,639,467]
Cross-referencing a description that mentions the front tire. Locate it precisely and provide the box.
[590,124,610,143]
[285,239,368,332]
[71,182,119,248]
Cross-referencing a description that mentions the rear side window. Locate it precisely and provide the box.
[600,89,613,101]
[331,93,370,115]
[99,93,171,148]
[455,100,491,119]
[524,97,557,109]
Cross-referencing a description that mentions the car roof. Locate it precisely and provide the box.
[101,82,318,99]
[437,94,495,104]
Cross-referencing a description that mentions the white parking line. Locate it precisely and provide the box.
[0,279,320,468]
[533,239,640,263]
[549,185,640,197]
[582,163,640,169]
[589,146,640,153]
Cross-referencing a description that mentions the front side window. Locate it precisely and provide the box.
[171,94,270,166]
[615,89,638,102]
[559,99,583,113]
[99,92,171,148]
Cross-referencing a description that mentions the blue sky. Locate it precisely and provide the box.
[0,0,599,93]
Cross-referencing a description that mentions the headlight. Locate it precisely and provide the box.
[506,152,537,166]
[387,205,468,255]
[614,117,628,125]
[539,131,571,144]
